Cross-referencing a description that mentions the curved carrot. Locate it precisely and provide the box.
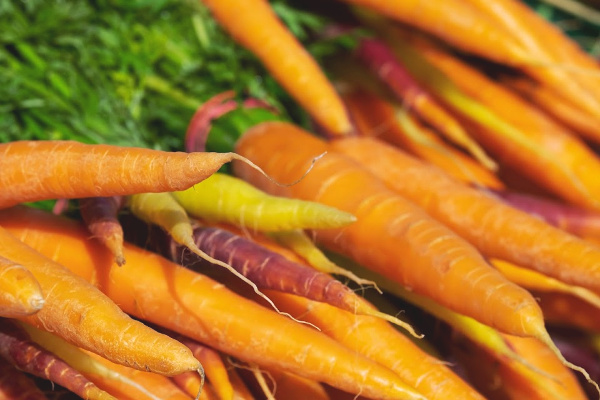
[233,121,543,338]
[342,89,503,189]
[0,256,44,318]
[0,225,199,377]
[0,359,48,400]
[267,291,485,400]
[355,37,495,170]
[200,0,352,136]
[172,173,356,232]
[0,140,257,209]
[79,196,126,266]
[0,320,116,400]
[330,136,600,295]
[0,206,426,400]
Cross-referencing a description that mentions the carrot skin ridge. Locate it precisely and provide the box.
[0,320,116,400]
[79,196,126,266]
[200,0,353,136]
[233,121,545,338]
[0,255,44,318]
[0,206,426,400]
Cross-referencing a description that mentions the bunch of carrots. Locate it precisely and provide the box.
[4,0,600,399]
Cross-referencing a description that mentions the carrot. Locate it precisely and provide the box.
[152,223,419,336]
[0,140,263,209]
[342,89,503,189]
[227,367,256,400]
[171,173,356,232]
[17,321,170,400]
[391,33,600,210]
[0,255,44,318]
[172,372,215,400]
[200,0,353,136]
[0,359,48,400]
[0,206,427,400]
[491,259,600,310]
[354,37,495,170]
[344,1,528,65]
[266,291,485,400]
[534,291,600,333]
[241,367,331,400]
[79,196,126,266]
[233,121,544,338]
[0,320,116,400]
[0,223,200,377]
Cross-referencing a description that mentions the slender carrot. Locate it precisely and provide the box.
[200,0,353,136]
[79,196,126,266]
[391,33,600,210]
[233,121,544,338]
[152,223,419,336]
[491,259,600,310]
[0,206,427,400]
[0,223,200,377]
[227,367,256,400]
[171,173,356,232]
[248,368,331,400]
[0,320,116,400]
[329,136,600,294]
[0,255,44,318]
[342,89,503,189]
[534,291,600,333]
[0,359,48,400]
[172,372,215,400]
[343,1,528,65]
[266,291,486,400]
[354,37,495,170]
[0,140,262,209]
[17,322,169,400]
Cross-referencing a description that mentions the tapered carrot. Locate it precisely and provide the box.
[153,223,418,336]
[0,359,48,400]
[0,224,200,377]
[0,256,44,318]
[172,173,356,232]
[0,140,263,209]
[0,320,116,400]
[266,291,485,400]
[343,1,528,65]
[330,136,600,292]
[200,0,352,136]
[391,33,600,210]
[342,89,503,189]
[354,37,495,170]
[0,206,427,400]
[79,196,126,266]
[233,121,544,338]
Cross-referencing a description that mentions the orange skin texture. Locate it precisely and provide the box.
[0,206,426,400]
[201,0,352,136]
[233,121,543,338]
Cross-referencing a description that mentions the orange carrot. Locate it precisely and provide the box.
[79,196,126,266]
[267,291,486,400]
[172,372,215,400]
[345,1,527,65]
[0,222,199,377]
[0,206,427,400]
[354,37,494,169]
[233,121,544,338]
[0,256,44,318]
[200,0,352,136]
[329,136,600,295]
[227,367,256,400]
[0,140,258,209]
[342,89,504,189]
[0,359,48,400]
[0,320,116,400]
[534,291,600,333]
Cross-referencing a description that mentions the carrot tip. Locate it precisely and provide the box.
[194,365,206,400]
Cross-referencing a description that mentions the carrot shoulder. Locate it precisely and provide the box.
[200,0,352,136]
[330,136,600,294]
[0,222,199,377]
[0,206,426,400]
[233,121,544,338]
[0,140,243,209]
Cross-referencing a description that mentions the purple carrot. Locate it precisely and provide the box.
[0,320,114,400]
[79,196,126,266]
[0,358,49,400]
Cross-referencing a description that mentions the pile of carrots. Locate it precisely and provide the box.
[4,0,600,399]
